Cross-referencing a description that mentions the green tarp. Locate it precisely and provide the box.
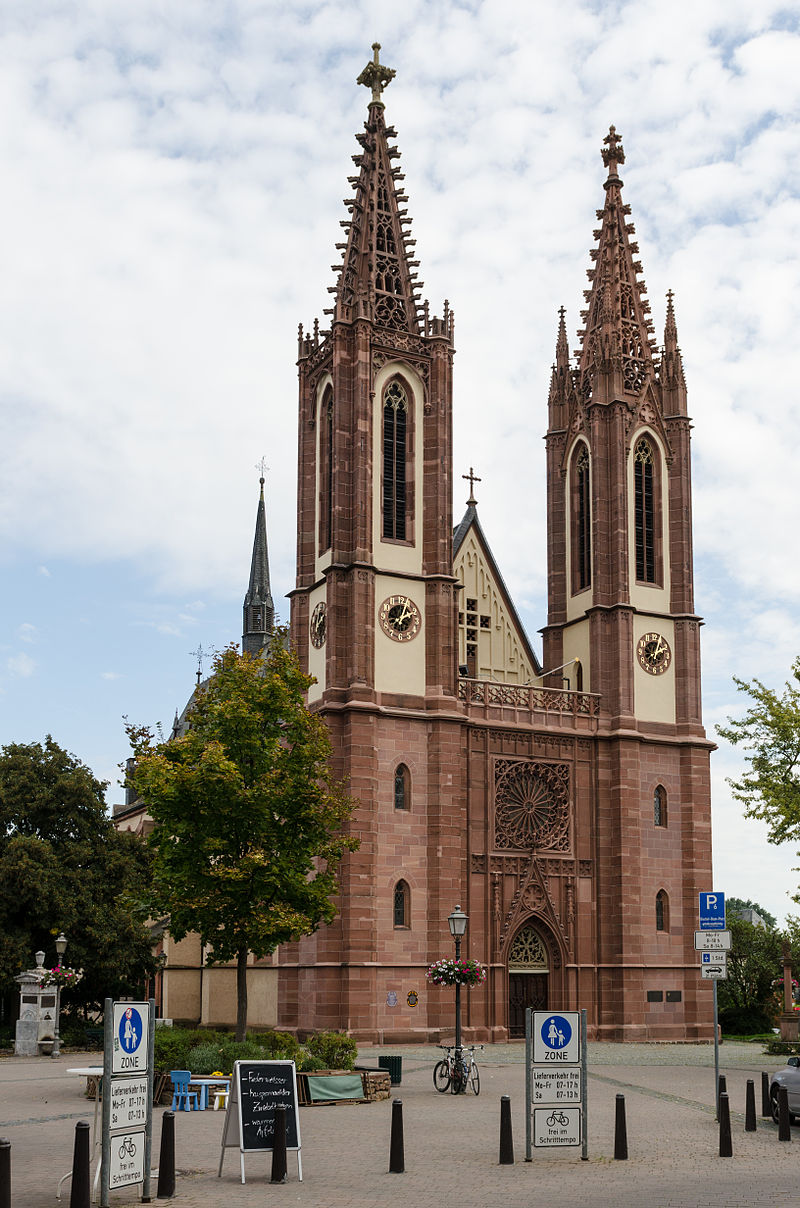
[306,1074,364,1102]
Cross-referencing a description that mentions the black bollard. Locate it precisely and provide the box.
[614,1093,628,1160]
[389,1098,405,1173]
[270,1104,288,1183]
[157,1112,176,1199]
[717,1073,727,1121]
[718,1092,732,1157]
[745,1079,756,1131]
[778,1086,791,1142]
[761,1071,771,1118]
[69,1121,91,1208]
[0,1138,10,1208]
[499,1096,514,1165]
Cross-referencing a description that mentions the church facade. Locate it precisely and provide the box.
[279,48,714,1043]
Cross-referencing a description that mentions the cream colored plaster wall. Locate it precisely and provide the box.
[372,363,423,576]
[559,618,591,693]
[374,573,426,695]
[633,614,676,724]
[162,970,201,1024]
[628,427,671,613]
[453,533,536,682]
[306,582,326,703]
[201,966,278,1029]
[313,372,334,583]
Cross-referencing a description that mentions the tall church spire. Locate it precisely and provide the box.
[325,43,424,335]
[576,126,657,403]
[243,468,274,656]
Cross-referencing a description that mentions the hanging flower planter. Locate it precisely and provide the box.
[426,958,487,988]
[41,965,83,990]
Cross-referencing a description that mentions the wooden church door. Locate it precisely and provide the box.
[508,924,550,1038]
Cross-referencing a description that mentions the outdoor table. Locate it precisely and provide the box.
[189,1076,232,1110]
[58,1067,104,1200]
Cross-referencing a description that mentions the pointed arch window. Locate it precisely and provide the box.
[393,880,410,928]
[382,379,410,541]
[654,785,667,828]
[394,764,410,811]
[634,436,660,584]
[656,889,669,932]
[571,443,591,593]
[318,387,334,553]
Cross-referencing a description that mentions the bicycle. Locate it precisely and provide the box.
[432,1044,482,1095]
[118,1137,136,1159]
[546,1110,569,1127]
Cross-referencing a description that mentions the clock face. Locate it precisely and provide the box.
[379,594,422,642]
[309,602,326,649]
[637,631,671,676]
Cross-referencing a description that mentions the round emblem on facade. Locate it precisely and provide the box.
[379,594,421,642]
[310,602,326,648]
[636,631,671,676]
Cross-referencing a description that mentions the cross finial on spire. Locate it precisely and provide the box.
[189,643,210,686]
[356,42,396,105]
[462,466,481,507]
[255,456,269,495]
[601,125,625,175]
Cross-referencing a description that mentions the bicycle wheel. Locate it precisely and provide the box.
[451,1060,466,1094]
[433,1060,451,1093]
[470,1063,480,1095]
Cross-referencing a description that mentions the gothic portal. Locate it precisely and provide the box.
[281,47,714,1042]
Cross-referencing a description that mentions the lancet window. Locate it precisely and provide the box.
[393,880,410,928]
[634,436,657,583]
[382,379,409,540]
[571,443,591,593]
[319,387,334,552]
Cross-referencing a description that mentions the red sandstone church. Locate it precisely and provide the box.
[280,46,714,1043]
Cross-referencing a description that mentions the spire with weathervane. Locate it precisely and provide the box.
[243,462,274,656]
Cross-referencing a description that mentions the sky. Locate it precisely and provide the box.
[2,0,800,926]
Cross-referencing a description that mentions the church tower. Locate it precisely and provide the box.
[542,128,713,1038]
[243,470,275,656]
[284,46,463,1040]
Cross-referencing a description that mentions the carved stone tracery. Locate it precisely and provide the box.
[494,759,570,852]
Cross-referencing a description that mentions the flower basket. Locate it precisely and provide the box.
[41,965,83,990]
[426,957,486,988]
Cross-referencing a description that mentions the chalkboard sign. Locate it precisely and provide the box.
[218,1060,302,1184]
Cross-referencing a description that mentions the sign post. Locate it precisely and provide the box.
[100,999,153,1207]
[525,1009,587,1161]
[698,893,725,1119]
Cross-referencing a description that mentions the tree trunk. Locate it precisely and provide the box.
[236,948,249,1042]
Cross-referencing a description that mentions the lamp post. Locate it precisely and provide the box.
[51,933,67,1059]
[447,905,468,1080]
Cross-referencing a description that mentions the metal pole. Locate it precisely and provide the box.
[52,984,62,1059]
[713,981,720,1121]
[524,1008,532,1162]
[454,934,462,1073]
[580,1008,588,1161]
[143,998,155,1202]
[100,999,113,1208]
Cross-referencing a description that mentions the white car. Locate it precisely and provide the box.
[769,1057,800,1122]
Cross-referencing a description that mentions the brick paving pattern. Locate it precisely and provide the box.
[2,1044,800,1207]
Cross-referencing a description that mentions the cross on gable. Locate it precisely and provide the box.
[462,466,481,506]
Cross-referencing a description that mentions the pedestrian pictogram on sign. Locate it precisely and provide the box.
[119,1007,143,1054]
[532,1011,580,1063]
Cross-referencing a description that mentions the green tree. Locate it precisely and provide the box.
[717,913,783,1034]
[0,737,156,1014]
[726,896,777,930]
[717,660,800,858]
[127,639,358,1041]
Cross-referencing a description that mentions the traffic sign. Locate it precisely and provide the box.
[112,1002,150,1075]
[530,1067,581,1104]
[109,1130,145,1190]
[109,1075,149,1131]
[533,1106,581,1147]
[701,965,727,980]
[532,1012,580,1063]
[694,930,731,951]
[699,892,726,931]
[700,950,727,966]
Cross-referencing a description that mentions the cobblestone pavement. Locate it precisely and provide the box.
[2,1044,800,1208]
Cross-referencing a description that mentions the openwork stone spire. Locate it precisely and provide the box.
[243,468,274,656]
[576,126,657,400]
[324,44,424,335]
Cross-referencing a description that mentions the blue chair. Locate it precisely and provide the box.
[170,1070,199,1111]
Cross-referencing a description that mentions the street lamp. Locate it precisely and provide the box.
[447,905,468,1080]
[51,933,67,1059]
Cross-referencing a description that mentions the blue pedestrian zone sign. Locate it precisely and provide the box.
[699,892,725,931]
[112,1001,150,1074]
[532,1011,580,1062]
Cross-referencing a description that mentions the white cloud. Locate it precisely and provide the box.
[8,652,36,678]
[17,623,36,643]
[100,671,121,680]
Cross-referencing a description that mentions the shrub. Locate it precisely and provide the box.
[219,1039,265,1069]
[765,1038,800,1057]
[153,1027,212,1072]
[186,1041,229,1075]
[249,1029,303,1063]
[305,1030,357,1070]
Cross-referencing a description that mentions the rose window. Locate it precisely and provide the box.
[494,759,570,851]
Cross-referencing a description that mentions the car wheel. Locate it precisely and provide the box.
[771,1085,781,1124]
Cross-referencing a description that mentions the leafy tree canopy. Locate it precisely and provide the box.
[0,736,156,1012]
[717,914,784,1034]
[717,660,800,851]
[127,637,358,1039]
[726,896,777,930]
